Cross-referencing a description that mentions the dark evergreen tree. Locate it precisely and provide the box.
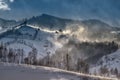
[24,57,29,64]
[0,43,4,59]
[46,52,51,66]
[66,53,70,70]
[76,58,89,73]
[100,66,109,76]
[8,48,14,62]
[114,68,118,76]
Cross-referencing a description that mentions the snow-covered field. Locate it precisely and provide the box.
[0,62,118,80]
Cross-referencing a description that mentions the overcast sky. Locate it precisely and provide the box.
[0,0,120,27]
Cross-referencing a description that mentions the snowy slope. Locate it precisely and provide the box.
[0,25,61,58]
[0,62,118,80]
[90,49,120,74]
[0,18,18,31]
[0,15,120,78]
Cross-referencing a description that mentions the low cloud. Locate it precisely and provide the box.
[9,0,14,3]
[0,0,15,10]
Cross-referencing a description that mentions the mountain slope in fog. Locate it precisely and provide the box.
[0,14,120,42]
[26,14,120,42]
[0,14,120,75]
[0,14,120,61]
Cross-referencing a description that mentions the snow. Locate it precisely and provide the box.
[0,24,119,80]
[0,25,62,58]
[0,62,118,80]
[100,50,120,71]
[28,25,56,34]
[0,38,56,58]
[90,49,120,74]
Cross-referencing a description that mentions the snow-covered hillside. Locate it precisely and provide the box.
[0,62,118,80]
[90,49,120,75]
[0,14,120,79]
[0,18,18,30]
[0,24,61,58]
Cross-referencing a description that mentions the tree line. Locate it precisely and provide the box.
[0,41,120,78]
[0,43,37,65]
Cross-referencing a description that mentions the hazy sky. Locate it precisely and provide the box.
[0,0,120,26]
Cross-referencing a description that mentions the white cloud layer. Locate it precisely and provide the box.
[0,0,14,10]
[9,0,14,3]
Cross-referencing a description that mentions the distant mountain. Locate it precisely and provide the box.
[22,14,120,42]
[27,14,73,29]
[0,13,120,30]
[27,14,119,31]
[1,13,120,32]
